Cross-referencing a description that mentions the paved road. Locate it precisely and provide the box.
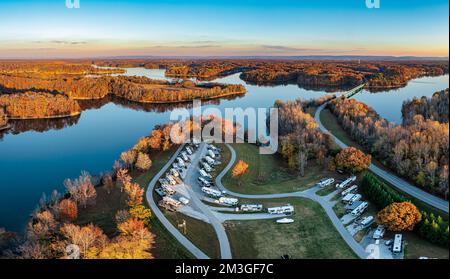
[314,103,449,213]
[183,143,233,259]
[145,144,210,259]
[216,143,369,259]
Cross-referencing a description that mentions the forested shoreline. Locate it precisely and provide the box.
[402,89,449,125]
[328,96,449,199]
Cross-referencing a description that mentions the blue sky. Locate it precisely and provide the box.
[0,0,448,58]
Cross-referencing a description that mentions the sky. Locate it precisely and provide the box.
[0,0,448,58]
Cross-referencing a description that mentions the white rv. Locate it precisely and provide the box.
[177,157,186,167]
[208,149,216,159]
[317,178,335,188]
[198,177,212,187]
[181,152,190,162]
[342,193,356,203]
[373,225,385,239]
[201,187,222,198]
[336,176,357,189]
[170,168,180,177]
[199,169,212,179]
[179,197,190,205]
[202,162,213,172]
[341,185,358,197]
[267,204,295,215]
[161,185,176,196]
[392,234,403,253]
[204,156,215,165]
[166,174,177,185]
[360,215,374,227]
[218,197,239,206]
[163,196,181,207]
[240,204,263,212]
[348,194,362,205]
[351,202,368,216]
[185,147,193,155]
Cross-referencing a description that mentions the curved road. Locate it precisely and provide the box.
[145,144,210,259]
[216,144,369,259]
[314,103,449,213]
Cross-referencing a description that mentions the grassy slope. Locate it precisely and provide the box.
[221,143,342,194]
[226,197,357,259]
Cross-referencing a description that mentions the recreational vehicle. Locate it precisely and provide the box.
[240,204,263,212]
[341,185,358,196]
[208,149,216,159]
[179,197,190,205]
[201,187,222,198]
[342,193,356,203]
[360,216,374,227]
[373,225,386,239]
[170,168,180,177]
[161,185,176,196]
[166,174,177,185]
[198,177,212,187]
[351,202,368,216]
[177,157,186,167]
[348,194,362,205]
[199,169,212,179]
[185,147,193,155]
[392,234,403,253]
[267,204,295,215]
[204,156,215,165]
[163,196,181,208]
[336,176,357,189]
[317,178,335,188]
[219,197,239,206]
[202,162,213,172]
[181,152,190,162]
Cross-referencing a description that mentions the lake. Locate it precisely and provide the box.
[0,68,448,232]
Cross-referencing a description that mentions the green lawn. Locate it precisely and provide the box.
[221,143,341,194]
[404,232,449,259]
[316,185,336,196]
[225,197,357,259]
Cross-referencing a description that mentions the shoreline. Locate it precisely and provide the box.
[7,111,81,120]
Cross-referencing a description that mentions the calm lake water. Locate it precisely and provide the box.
[0,68,448,232]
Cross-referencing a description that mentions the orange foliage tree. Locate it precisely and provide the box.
[232,160,249,186]
[376,202,422,231]
[334,147,371,173]
[58,199,78,221]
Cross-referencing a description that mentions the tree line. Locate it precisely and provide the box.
[328,97,449,199]
[361,172,448,247]
[402,89,449,125]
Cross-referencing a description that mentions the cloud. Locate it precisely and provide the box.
[260,45,327,53]
[32,40,88,45]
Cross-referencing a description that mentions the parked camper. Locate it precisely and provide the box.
[208,149,216,159]
[170,168,180,177]
[202,162,213,172]
[336,176,357,189]
[240,204,263,212]
[219,197,239,206]
[201,187,222,198]
[166,174,177,185]
[204,156,215,165]
[177,157,186,167]
[155,188,166,197]
[161,185,176,195]
[267,204,294,215]
[342,193,356,203]
[351,202,368,216]
[317,178,335,188]
[198,177,212,187]
[185,147,193,155]
[392,234,403,253]
[179,197,190,205]
[373,225,386,239]
[199,169,212,179]
[181,152,190,162]
[348,194,362,205]
[163,196,181,207]
[360,216,374,227]
[341,185,358,197]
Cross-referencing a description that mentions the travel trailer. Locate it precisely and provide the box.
[336,176,357,189]
[218,197,239,206]
[185,147,193,155]
[162,196,181,208]
[204,156,215,165]
[202,162,213,172]
[181,152,190,162]
[267,204,295,215]
[179,197,190,205]
[360,216,374,227]
[276,218,294,224]
[351,202,368,216]
[177,157,186,167]
[342,193,356,203]
[348,194,362,205]
[199,169,212,179]
[341,185,358,197]
[201,187,222,198]
[392,234,403,253]
[208,149,216,159]
[317,178,335,188]
[373,225,386,239]
[198,177,212,187]
[161,185,176,196]
[170,168,180,177]
[240,204,263,212]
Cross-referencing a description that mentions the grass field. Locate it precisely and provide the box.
[316,185,336,196]
[221,143,342,195]
[225,197,357,259]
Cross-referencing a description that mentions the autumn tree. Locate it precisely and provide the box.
[60,223,108,256]
[58,199,78,222]
[232,160,249,186]
[135,152,152,171]
[102,173,114,194]
[124,182,144,207]
[115,210,131,225]
[334,147,371,173]
[376,202,422,231]
[129,205,152,225]
[64,171,97,208]
[120,149,137,169]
